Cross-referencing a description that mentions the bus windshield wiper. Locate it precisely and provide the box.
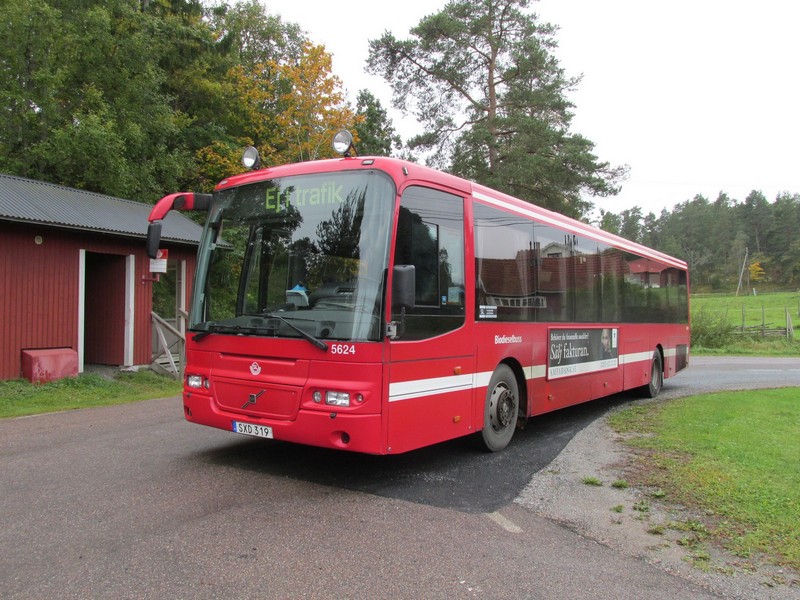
[192,329,214,342]
[263,313,328,352]
[191,323,274,342]
[191,318,327,351]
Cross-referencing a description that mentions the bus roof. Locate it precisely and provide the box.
[216,156,687,271]
[469,182,688,270]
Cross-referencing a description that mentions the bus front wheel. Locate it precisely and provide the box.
[481,365,519,452]
[643,352,663,398]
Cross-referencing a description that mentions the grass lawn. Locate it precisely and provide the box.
[691,290,800,355]
[0,370,182,419]
[609,388,800,571]
[691,336,800,356]
[692,290,800,330]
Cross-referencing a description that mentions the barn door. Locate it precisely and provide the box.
[81,251,131,366]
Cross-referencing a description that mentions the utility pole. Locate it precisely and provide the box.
[736,247,748,296]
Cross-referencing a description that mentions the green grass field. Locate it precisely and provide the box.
[691,290,800,355]
[610,388,800,572]
[692,290,800,329]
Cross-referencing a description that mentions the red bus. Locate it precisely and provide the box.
[147,132,689,454]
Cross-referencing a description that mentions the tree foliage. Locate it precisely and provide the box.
[0,0,358,200]
[366,0,626,218]
[270,42,358,164]
[3,1,799,287]
[353,90,401,157]
[598,191,800,291]
[748,261,766,283]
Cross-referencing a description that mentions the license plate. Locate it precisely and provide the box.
[232,421,273,439]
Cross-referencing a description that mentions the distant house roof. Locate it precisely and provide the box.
[627,257,668,275]
[0,173,203,245]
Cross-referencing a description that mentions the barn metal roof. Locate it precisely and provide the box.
[0,173,203,245]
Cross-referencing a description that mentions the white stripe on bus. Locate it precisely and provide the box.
[388,351,658,402]
[618,350,654,365]
[388,374,474,402]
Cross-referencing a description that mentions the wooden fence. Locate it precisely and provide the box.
[732,306,795,339]
[150,309,187,378]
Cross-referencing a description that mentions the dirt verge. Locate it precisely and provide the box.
[515,413,799,600]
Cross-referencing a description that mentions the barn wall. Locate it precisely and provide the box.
[0,222,196,380]
[1,224,78,380]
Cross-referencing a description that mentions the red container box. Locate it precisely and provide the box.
[21,349,79,383]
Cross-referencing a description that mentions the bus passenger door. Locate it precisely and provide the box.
[386,185,474,454]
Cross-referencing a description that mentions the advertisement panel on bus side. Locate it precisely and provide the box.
[548,328,618,380]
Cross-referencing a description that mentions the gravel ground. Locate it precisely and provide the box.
[515,413,800,600]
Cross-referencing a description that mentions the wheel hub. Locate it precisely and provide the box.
[489,384,516,431]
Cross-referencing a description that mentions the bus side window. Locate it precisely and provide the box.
[393,186,465,340]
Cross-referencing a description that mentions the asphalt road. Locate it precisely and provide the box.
[1,356,798,599]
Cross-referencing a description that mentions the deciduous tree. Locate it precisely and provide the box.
[0,0,205,199]
[270,42,358,164]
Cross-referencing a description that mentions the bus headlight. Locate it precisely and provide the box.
[187,374,204,389]
[325,391,351,407]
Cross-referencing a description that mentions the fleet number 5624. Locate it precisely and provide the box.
[330,344,356,355]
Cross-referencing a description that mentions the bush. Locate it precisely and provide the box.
[691,308,736,348]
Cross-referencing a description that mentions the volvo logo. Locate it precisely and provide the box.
[250,361,261,376]
[242,389,266,410]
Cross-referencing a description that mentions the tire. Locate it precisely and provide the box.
[480,364,519,452]
[643,351,663,398]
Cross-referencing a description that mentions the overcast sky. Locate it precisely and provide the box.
[272,0,800,217]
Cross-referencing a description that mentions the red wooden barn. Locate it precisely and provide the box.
[0,174,203,381]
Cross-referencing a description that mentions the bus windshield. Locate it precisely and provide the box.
[190,170,396,344]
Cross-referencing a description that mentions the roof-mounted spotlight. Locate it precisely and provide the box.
[332,130,357,157]
[242,146,261,170]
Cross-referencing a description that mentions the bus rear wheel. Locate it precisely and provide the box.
[643,351,663,398]
[481,365,519,452]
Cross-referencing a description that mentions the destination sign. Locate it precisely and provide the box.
[265,181,345,212]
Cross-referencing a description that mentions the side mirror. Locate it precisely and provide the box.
[146,221,162,259]
[391,265,415,312]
